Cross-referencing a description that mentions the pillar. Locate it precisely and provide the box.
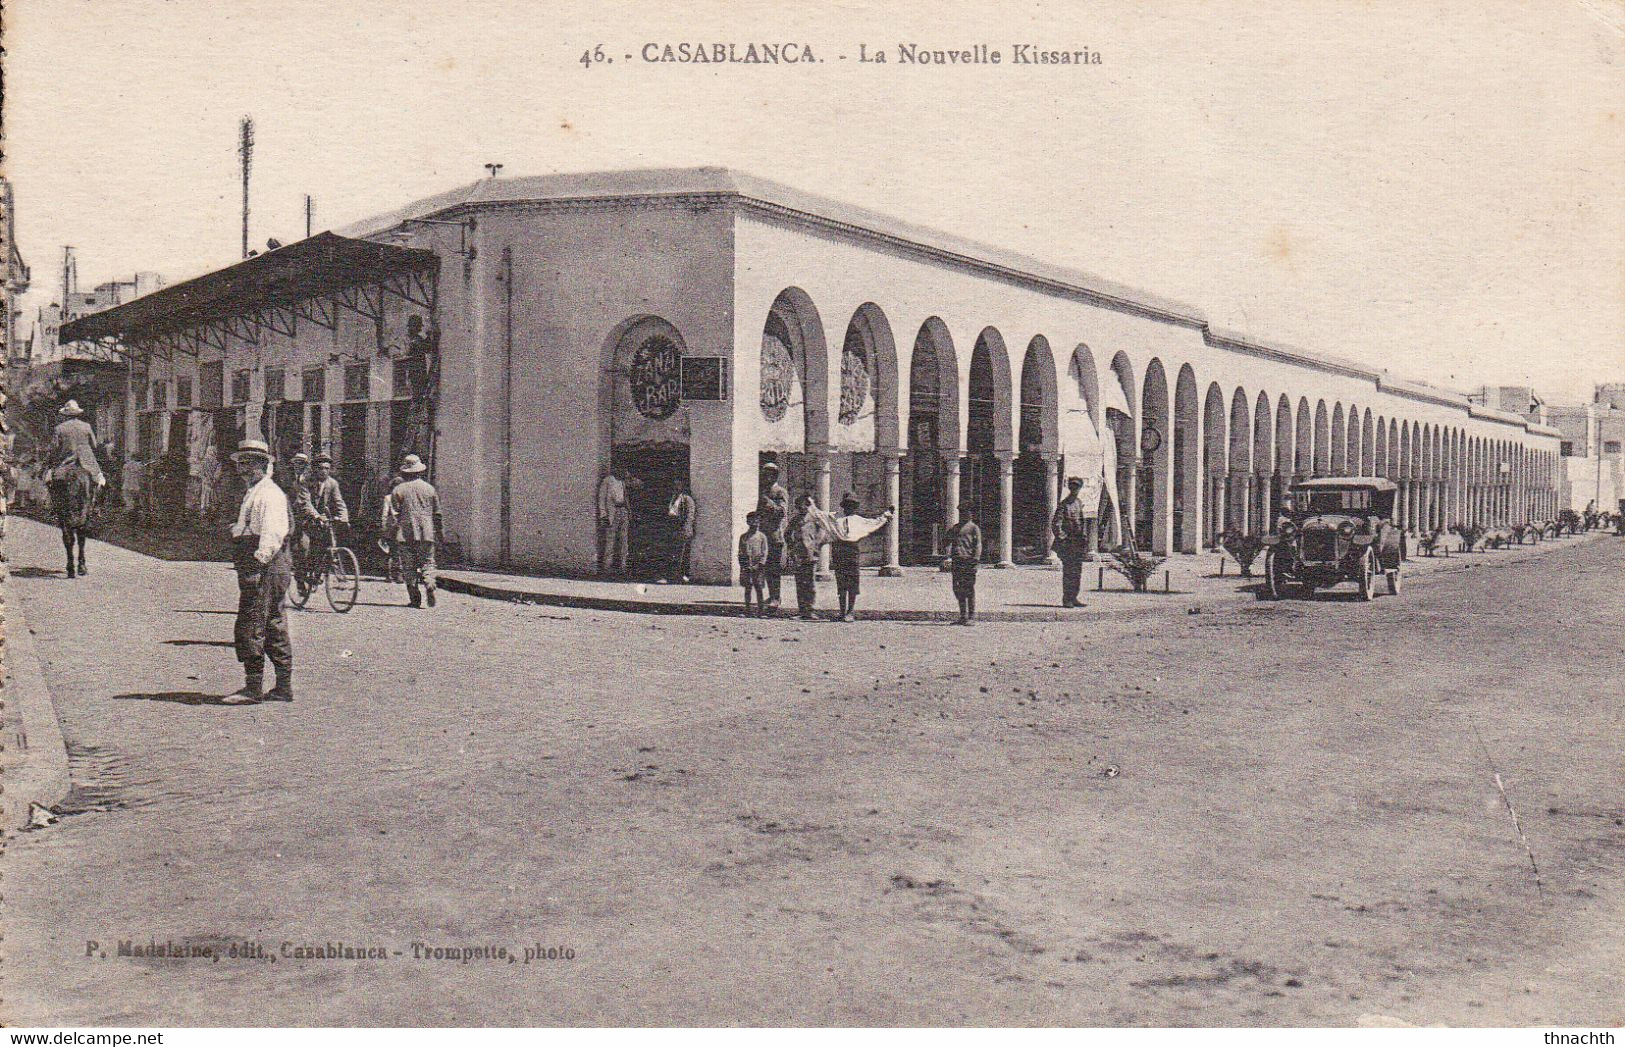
[880,452,903,577]
[1211,472,1228,547]
[1042,457,1060,564]
[995,454,1015,567]
[1239,472,1254,536]
[942,453,962,530]
[814,452,832,579]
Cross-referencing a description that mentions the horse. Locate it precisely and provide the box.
[47,463,100,578]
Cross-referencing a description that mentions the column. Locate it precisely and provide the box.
[880,452,903,577]
[995,453,1015,568]
[1396,480,1408,532]
[1240,472,1255,535]
[942,453,962,529]
[1211,472,1228,547]
[1042,457,1060,564]
[814,452,832,579]
[1121,459,1139,545]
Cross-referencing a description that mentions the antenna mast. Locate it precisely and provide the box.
[239,116,255,258]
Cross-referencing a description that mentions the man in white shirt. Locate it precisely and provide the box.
[225,439,294,703]
[597,467,629,575]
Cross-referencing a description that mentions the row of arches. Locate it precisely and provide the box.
[608,290,1561,574]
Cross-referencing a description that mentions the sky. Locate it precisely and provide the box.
[7,0,1624,402]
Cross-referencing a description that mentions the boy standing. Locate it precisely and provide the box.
[830,493,893,622]
[738,511,769,616]
[946,512,982,625]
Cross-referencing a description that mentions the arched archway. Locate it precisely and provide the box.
[1201,383,1229,547]
[1313,400,1331,476]
[1330,403,1347,474]
[829,303,900,569]
[1018,336,1061,560]
[1275,395,1295,520]
[902,317,960,563]
[1295,397,1314,480]
[1374,415,1388,479]
[1140,359,1171,552]
[1252,391,1274,530]
[1173,365,1201,553]
[1228,387,1252,534]
[1104,352,1139,546]
[605,314,691,577]
[964,327,1014,563]
[1362,410,1376,474]
[758,288,828,510]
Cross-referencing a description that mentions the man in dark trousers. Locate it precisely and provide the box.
[1051,476,1093,608]
[758,462,790,609]
[385,454,441,608]
[224,439,294,703]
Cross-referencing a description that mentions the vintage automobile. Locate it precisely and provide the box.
[1261,477,1404,600]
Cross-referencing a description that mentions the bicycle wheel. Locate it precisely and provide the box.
[325,547,361,613]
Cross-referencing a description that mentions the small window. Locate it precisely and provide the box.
[1605,441,1621,455]
[132,375,149,410]
[302,367,326,403]
[199,361,224,407]
[175,377,193,408]
[1560,441,1574,457]
[264,367,286,402]
[232,370,251,405]
[344,363,370,401]
[150,380,166,408]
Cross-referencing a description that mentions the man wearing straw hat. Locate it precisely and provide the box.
[225,438,295,703]
[385,453,440,608]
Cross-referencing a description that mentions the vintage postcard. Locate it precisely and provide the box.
[1,0,1621,1032]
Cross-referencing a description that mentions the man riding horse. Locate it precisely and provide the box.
[48,399,106,578]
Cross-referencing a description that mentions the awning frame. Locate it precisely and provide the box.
[59,232,441,365]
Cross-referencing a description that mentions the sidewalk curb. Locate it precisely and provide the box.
[439,533,1614,622]
[436,572,1253,623]
[2,591,72,834]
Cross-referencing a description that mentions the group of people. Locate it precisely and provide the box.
[222,439,442,702]
[594,468,697,584]
[735,463,1101,625]
[29,393,444,704]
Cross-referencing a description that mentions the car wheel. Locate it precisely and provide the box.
[1358,550,1375,601]
[1387,568,1401,596]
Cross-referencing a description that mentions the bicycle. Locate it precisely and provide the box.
[290,519,361,613]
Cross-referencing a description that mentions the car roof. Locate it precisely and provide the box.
[1290,476,1398,493]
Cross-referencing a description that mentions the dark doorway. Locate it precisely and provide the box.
[611,444,690,579]
[906,415,940,561]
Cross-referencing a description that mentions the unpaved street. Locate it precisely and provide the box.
[2,517,1621,1026]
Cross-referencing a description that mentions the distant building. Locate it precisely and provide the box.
[30,249,164,366]
[17,249,164,455]
[1475,383,1624,513]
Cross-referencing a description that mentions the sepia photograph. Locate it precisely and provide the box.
[0,0,1621,1033]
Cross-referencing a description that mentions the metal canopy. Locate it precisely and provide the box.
[59,233,439,346]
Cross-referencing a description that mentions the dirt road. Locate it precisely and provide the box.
[2,517,1620,1025]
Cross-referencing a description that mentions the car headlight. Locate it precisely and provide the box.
[1338,521,1356,537]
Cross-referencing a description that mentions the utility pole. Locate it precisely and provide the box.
[239,116,255,259]
[304,195,313,239]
